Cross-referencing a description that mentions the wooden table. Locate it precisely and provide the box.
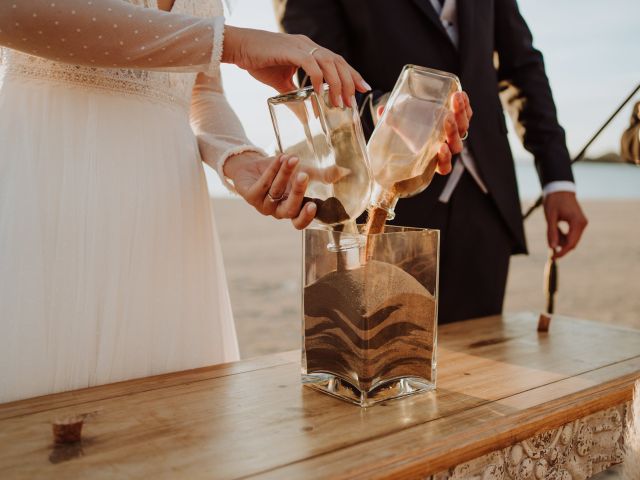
[1,312,638,479]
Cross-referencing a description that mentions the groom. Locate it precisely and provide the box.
[275,0,588,323]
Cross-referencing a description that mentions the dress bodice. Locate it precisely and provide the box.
[0,0,223,108]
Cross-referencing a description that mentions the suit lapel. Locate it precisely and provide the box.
[456,0,476,78]
[410,0,456,49]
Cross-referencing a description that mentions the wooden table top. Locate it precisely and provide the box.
[1,312,639,479]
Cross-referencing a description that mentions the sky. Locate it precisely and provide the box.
[218,0,640,162]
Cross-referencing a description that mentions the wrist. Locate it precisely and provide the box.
[542,181,576,198]
[223,151,264,179]
[221,25,241,65]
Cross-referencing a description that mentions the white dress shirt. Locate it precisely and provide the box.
[429,0,576,202]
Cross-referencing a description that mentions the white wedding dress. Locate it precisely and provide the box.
[0,0,261,403]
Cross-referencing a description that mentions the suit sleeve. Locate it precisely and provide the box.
[494,0,574,186]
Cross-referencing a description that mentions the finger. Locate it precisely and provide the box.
[298,164,350,184]
[554,229,570,259]
[276,75,297,95]
[347,64,371,93]
[555,215,587,259]
[452,93,470,136]
[276,171,309,219]
[462,91,473,119]
[299,53,324,95]
[546,207,559,255]
[245,155,283,207]
[334,56,356,107]
[291,201,317,230]
[444,113,463,154]
[322,165,351,183]
[451,92,464,113]
[314,51,343,108]
[436,143,452,175]
[262,156,300,214]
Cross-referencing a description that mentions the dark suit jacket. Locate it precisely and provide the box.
[275,0,574,253]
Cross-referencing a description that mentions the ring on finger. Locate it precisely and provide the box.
[268,191,288,203]
[460,131,469,141]
[308,47,319,56]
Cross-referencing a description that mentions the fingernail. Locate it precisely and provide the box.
[337,97,344,109]
[307,202,317,213]
[297,172,308,183]
[279,155,287,164]
[359,80,372,91]
[288,156,299,167]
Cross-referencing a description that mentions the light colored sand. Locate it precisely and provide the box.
[212,199,640,358]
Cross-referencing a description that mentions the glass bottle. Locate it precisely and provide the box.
[268,84,373,234]
[367,65,461,226]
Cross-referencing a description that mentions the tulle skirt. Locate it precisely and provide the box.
[0,73,239,403]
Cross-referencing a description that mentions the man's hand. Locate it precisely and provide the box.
[375,91,473,176]
[543,192,588,259]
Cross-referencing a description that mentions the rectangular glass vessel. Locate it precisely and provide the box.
[302,225,439,407]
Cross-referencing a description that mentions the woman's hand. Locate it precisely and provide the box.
[223,152,318,230]
[222,26,370,108]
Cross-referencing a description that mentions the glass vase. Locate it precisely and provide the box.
[302,225,439,407]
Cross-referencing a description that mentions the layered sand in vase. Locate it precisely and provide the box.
[304,260,436,393]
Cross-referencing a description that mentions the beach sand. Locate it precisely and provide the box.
[212,198,640,358]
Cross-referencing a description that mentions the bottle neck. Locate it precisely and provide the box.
[369,183,399,220]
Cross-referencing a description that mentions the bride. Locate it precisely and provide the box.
[0,0,469,403]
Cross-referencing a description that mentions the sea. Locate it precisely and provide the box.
[206,161,640,201]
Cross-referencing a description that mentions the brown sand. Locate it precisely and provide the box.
[304,196,350,225]
[212,199,640,358]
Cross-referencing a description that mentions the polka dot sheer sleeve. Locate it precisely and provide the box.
[0,0,225,73]
[190,72,267,193]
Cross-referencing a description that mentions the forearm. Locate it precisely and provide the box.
[190,73,265,191]
[0,0,224,73]
[495,0,573,185]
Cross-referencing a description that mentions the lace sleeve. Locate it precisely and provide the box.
[0,0,224,73]
[190,72,267,192]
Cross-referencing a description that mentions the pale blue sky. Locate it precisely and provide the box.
[220,0,640,161]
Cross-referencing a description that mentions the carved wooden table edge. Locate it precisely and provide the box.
[426,401,630,480]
